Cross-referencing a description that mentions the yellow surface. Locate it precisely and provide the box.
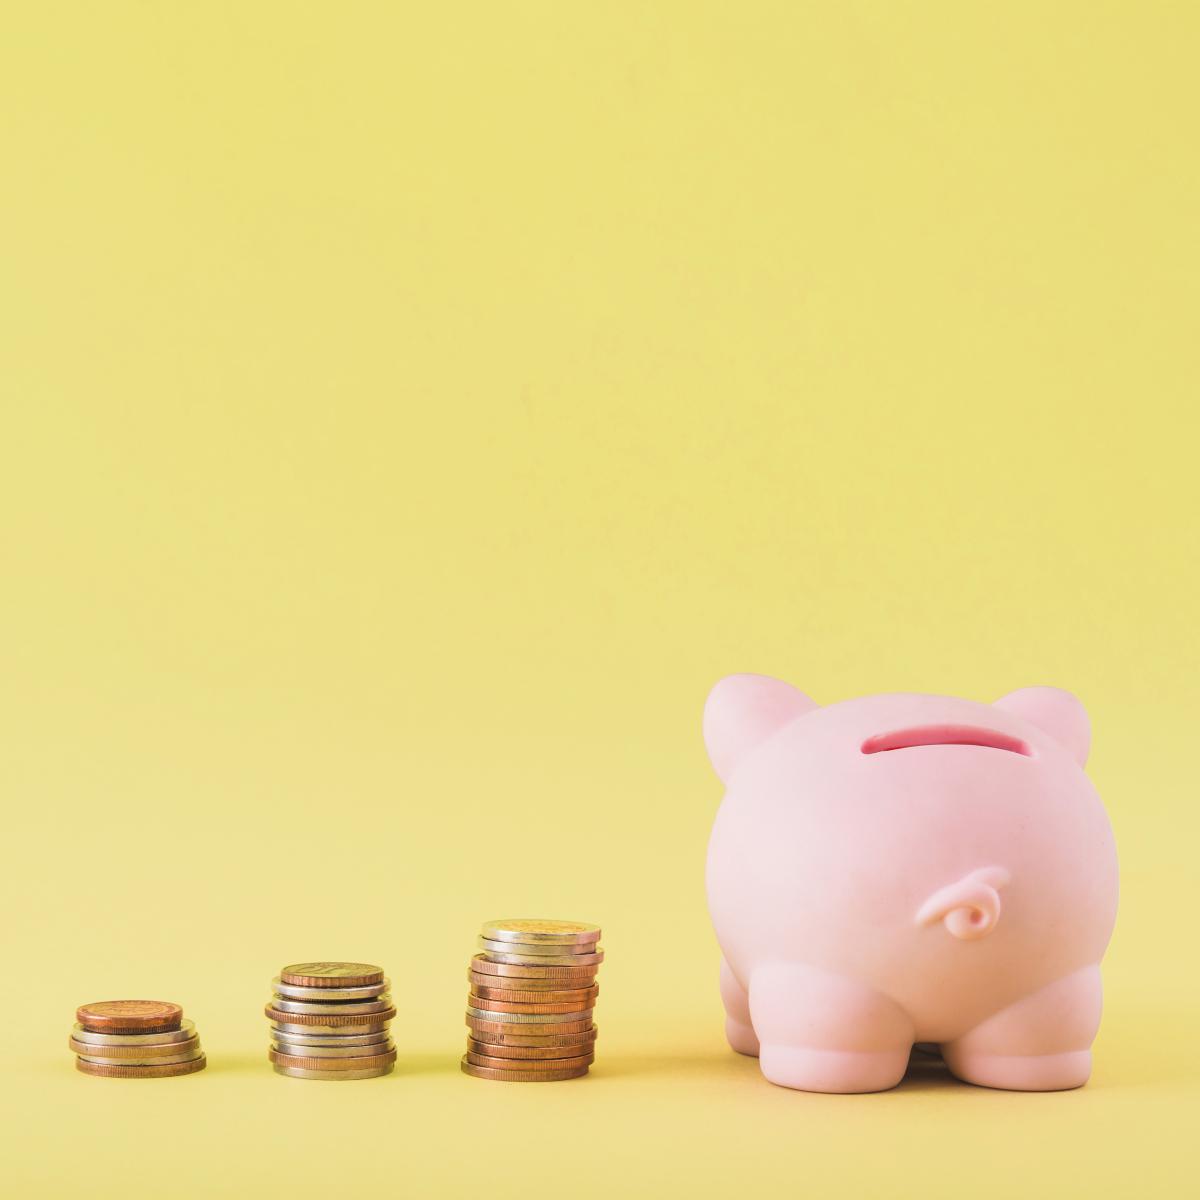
[2,3,1197,1195]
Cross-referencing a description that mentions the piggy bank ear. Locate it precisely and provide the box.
[703,674,818,783]
[993,686,1090,766]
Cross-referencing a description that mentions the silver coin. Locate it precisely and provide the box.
[269,1039,393,1059]
[477,944,605,967]
[477,936,601,958]
[70,1019,197,1048]
[69,1033,201,1059]
[76,1046,204,1067]
[269,995,394,1016]
[269,1025,393,1048]
[270,1019,392,1037]
[465,1006,594,1025]
[271,977,390,1001]
[273,1063,394,1080]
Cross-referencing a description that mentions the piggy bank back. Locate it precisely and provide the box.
[704,676,1118,1094]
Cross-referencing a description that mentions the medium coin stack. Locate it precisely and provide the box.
[463,919,603,1081]
[70,1000,207,1078]
[265,962,396,1079]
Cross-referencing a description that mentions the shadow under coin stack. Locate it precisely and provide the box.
[265,962,396,1079]
[70,1000,207,1078]
[463,919,603,1081]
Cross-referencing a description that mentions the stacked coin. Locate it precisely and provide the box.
[265,962,396,1079]
[70,1000,207,1078]
[463,919,603,1081]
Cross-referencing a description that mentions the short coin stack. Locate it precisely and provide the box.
[70,1000,207,1078]
[265,962,396,1079]
[463,919,603,1081]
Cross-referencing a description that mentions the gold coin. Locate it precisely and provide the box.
[76,1047,204,1068]
[69,1034,200,1060]
[469,955,598,981]
[469,1026,598,1048]
[468,973,599,1000]
[70,1019,197,1048]
[279,963,384,987]
[273,1063,393,1079]
[466,1017,593,1038]
[480,920,601,946]
[459,1056,589,1082]
[269,1048,397,1071]
[466,1050,594,1071]
[477,938,604,965]
[269,996,393,1016]
[75,1055,207,1078]
[467,1037,595,1059]
[466,1006,593,1025]
[468,995,595,1015]
[263,1004,395,1028]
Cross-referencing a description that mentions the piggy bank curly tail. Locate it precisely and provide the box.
[915,867,1011,941]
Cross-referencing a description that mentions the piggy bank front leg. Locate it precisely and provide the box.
[749,964,914,1093]
[720,959,760,1056]
[941,965,1101,1091]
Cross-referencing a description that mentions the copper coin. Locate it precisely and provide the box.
[69,1033,200,1060]
[269,1048,397,1071]
[467,1050,594,1071]
[468,995,595,1015]
[480,919,601,946]
[76,1001,183,1034]
[470,955,598,981]
[279,963,384,988]
[76,1054,206,1078]
[460,1056,589,1082]
[467,1017,593,1038]
[470,980,598,1004]
[469,970,599,992]
[466,1037,595,1059]
[469,1026,597,1048]
[264,1003,395,1028]
[272,977,389,1001]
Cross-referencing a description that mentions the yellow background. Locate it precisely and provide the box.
[2,3,1197,1195]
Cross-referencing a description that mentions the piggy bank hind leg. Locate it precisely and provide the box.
[720,959,760,1056]
[749,964,914,1093]
[941,966,1102,1091]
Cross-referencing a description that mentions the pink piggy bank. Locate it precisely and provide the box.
[704,677,1118,1093]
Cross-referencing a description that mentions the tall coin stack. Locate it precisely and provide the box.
[70,1000,207,1078]
[463,919,603,1081]
[265,962,396,1079]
